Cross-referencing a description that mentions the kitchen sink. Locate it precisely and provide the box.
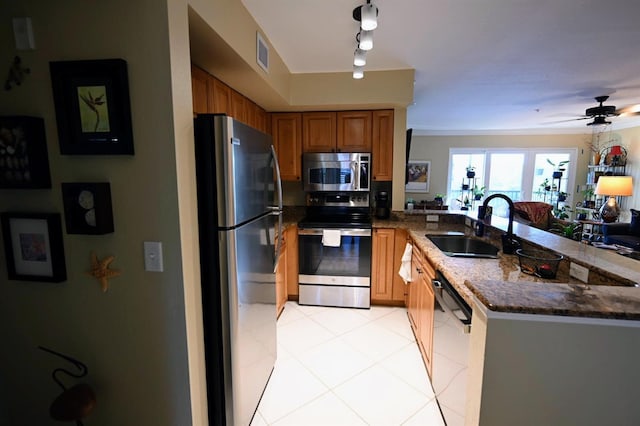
[426,235,499,258]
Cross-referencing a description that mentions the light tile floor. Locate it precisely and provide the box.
[251,302,446,426]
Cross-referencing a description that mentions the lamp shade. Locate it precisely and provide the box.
[594,176,633,196]
[609,145,623,156]
[360,3,378,31]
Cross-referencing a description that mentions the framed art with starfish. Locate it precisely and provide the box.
[49,59,134,155]
[0,212,66,282]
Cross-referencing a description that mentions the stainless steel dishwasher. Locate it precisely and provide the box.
[431,270,472,425]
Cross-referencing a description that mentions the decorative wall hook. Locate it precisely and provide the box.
[39,346,96,426]
[4,56,30,90]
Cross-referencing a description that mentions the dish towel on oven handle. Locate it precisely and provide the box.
[322,229,342,247]
[398,243,413,284]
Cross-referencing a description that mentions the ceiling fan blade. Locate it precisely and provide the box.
[616,104,640,117]
[539,116,591,125]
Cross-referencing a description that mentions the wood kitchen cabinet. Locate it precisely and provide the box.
[392,228,409,302]
[271,113,303,181]
[337,111,372,152]
[276,225,299,317]
[191,65,210,115]
[372,109,394,181]
[276,231,287,318]
[408,243,435,376]
[190,65,268,131]
[302,112,337,152]
[371,227,410,306]
[285,226,299,298]
[371,228,396,304]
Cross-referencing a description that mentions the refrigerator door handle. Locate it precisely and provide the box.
[270,145,284,272]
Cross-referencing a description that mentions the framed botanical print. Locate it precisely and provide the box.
[1,212,66,282]
[49,59,134,155]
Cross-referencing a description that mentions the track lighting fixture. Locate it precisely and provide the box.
[354,49,367,66]
[353,65,364,80]
[353,1,378,31]
[351,1,379,79]
[357,30,373,51]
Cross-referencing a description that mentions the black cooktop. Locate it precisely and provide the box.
[298,210,372,229]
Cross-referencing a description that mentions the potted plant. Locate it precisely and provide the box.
[466,166,476,178]
[473,186,485,200]
[539,178,551,192]
[434,193,445,205]
[547,159,570,178]
[462,183,470,190]
[551,222,582,240]
[557,191,568,202]
[457,196,471,210]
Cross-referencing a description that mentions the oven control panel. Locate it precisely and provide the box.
[306,192,369,208]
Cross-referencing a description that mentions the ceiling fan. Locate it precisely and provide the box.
[544,95,640,126]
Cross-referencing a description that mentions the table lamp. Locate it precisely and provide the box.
[594,176,634,223]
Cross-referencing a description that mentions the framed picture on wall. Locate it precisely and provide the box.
[49,59,134,155]
[405,160,431,193]
[1,212,66,282]
[0,116,52,189]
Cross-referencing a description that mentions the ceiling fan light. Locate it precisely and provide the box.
[358,30,373,51]
[353,65,364,79]
[354,49,367,66]
[360,3,378,31]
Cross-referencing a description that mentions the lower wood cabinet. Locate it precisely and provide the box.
[285,226,299,298]
[371,228,410,306]
[276,225,299,318]
[408,242,435,377]
[275,235,287,318]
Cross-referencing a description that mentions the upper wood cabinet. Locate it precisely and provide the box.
[191,65,269,132]
[191,65,210,115]
[337,111,372,152]
[211,78,231,115]
[230,89,246,123]
[372,110,394,181]
[271,113,303,181]
[302,112,337,152]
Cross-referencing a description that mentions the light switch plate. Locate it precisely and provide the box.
[144,241,163,272]
[570,262,589,283]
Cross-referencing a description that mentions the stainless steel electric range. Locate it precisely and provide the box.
[297,192,372,309]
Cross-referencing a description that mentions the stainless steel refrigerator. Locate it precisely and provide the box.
[194,114,283,426]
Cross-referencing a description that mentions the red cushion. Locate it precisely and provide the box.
[513,202,553,228]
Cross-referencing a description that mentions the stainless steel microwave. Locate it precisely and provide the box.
[303,152,370,192]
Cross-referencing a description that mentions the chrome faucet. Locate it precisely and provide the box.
[477,193,521,254]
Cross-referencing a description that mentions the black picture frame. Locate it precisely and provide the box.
[50,59,134,155]
[0,116,52,189]
[61,182,114,234]
[1,212,66,282]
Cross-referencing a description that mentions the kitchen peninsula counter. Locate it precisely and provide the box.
[374,211,640,320]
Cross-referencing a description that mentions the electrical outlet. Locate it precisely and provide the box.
[570,262,589,283]
[426,215,439,222]
[465,217,471,227]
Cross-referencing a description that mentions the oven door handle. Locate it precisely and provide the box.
[298,228,372,237]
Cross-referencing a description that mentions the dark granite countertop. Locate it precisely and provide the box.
[375,210,640,321]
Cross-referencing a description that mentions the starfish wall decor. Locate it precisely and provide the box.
[86,252,120,292]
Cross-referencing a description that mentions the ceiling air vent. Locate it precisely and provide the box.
[256,32,269,73]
